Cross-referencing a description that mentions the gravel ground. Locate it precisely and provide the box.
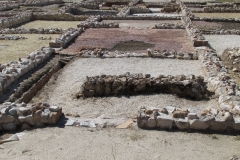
[204,35,240,57]
[31,58,218,118]
[103,20,182,28]
[1,127,240,160]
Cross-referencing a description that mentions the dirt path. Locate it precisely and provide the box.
[1,126,240,160]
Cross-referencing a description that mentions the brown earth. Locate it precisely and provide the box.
[64,28,194,53]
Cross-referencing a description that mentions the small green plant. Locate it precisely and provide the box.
[234,136,240,141]
[130,134,139,141]
[211,135,218,140]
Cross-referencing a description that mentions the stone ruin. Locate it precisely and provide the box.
[0,0,240,134]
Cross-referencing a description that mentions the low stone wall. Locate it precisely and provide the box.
[137,106,240,131]
[0,2,19,11]
[102,15,181,20]
[0,34,27,40]
[130,7,152,14]
[17,61,61,103]
[77,21,119,28]
[192,17,240,23]
[22,0,63,6]
[33,13,87,21]
[201,7,240,13]
[0,102,62,131]
[80,73,207,100]
[0,13,32,29]
[0,48,54,97]
[153,23,185,29]
[117,6,130,16]
[200,29,240,35]
[180,1,208,47]
[222,47,240,73]
[0,27,64,34]
[49,28,83,48]
[79,49,198,60]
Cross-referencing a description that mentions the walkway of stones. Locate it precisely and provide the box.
[0,0,240,134]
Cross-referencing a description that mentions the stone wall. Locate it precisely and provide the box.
[153,23,185,29]
[0,48,54,97]
[0,2,19,11]
[0,102,62,131]
[79,49,198,60]
[102,15,181,20]
[137,48,240,132]
[0,34,27,40]
[22,0,63,6]
[180,1,208,47]
[49,28,83,48]
[130,7,152,14]
[33,13,87,21]
[200,7,240,13]
[199,28,240,35]
[0,13,32,29]
[137,106,239,131]
[17,61,61,103]
[80,73,207,100]
[0,27,64,34]
[192,17,240,23]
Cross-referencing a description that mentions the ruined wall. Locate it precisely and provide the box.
[0,48,54,97]
[79,49,198,60]
[0,102,62,131]
[0,27,64,34]
[80,73,207,100]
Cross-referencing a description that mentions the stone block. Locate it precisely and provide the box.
[49,107,62,124]
[137,114,149,128]
[156,115,173,129]
[19,115,34,126]
[175,118,189,130]
[0,114,15,123]
[2,123,16,131]
[147,118,156,128]
[19,107,31,116]
[189,119,209,130]
[33,110,42,123]
[233,117,240,131]
[41,109,50,124]
[188,113,198,120]
[210,119,228,131]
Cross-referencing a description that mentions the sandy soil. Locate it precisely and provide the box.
[102,20,182,28]
[204,35,240,57]
[0,34,59,64]
[20,20,81,30]
[1,127,240,160]
[64,28,194,53]
[194,13,240,19]
[30,57,218,118]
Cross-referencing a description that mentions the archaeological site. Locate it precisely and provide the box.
[0,0,240,159]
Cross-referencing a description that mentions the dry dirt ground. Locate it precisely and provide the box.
[1,126,240,160]
[64,28,194,53]
[102,20,182,28]
[203,35,240,57]
[0,34,59,64]
[20,20,81,30]
[30,58,218,119]
[193,13,240,19]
